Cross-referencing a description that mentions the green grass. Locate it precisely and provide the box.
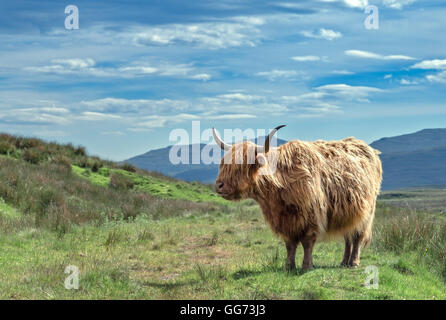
[72,165,228,204]
[0,207,445,299]
[379,188,446,214]
[0,197,21,219]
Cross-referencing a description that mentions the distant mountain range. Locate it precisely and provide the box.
[370,129,446,190]
[125,129,446,190]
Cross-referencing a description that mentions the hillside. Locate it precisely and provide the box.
[0,133,228,227]
[370,128,446,154]
[0,133,445,299]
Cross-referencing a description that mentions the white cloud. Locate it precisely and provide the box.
[80,97,190,114]
[129,111,257,131]
[426,71,446,83]
[318,0,369,9]
[255,69,301,81]
[216,93,263,102]
[410,59,446,70]
[12,106,70,115]
[410,59,446,83]
[78,93,278,129]
[78,112,122,121]
[318,0,414,10]
[279,83,383,117]
[25,58,98,75]
[189,73,212,81]
[343,0,368,8]
[332,70,355,75]
[129,16,265,49]
[202,94,288,115]
[118,66,159,74]
[0,108,70,125]
[400,79,419,85]
[345,50,415,60]
[38,107,70,114]
[316,84,383,100]
[301,28,342,41]
[382,0,416,10]
[26,59,210,81]
[206,113,257,120]
[51,58,95,69]
[291,55,321,62]
[272,2,307,9]
[134,114,200,129]
[281,94,340,116]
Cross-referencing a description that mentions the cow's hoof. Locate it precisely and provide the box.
[302,264,314,271]
[285,264,296,272]
[346,261,360,268]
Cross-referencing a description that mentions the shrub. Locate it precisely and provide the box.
[76,156,89,168]
[92,162,101,172]
[52,155,72,169]
[74,146,86,156]
[23,149,42,164]
[15,137,42,149]
[0,140,15,155]
[120,163,137,173]
[109,173,134,190]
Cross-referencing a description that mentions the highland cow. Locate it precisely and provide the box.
[213,125,382,270]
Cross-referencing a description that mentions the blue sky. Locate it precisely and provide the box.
[1,0,446,160]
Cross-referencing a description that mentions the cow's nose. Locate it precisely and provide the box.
[215,181,224,192]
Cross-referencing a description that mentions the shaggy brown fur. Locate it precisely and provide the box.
[215,136,382,270]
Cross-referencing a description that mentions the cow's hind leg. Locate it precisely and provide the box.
[348,205,375,267]
[348,231,364,267]
[284,239,298,271]
[341,236,352,266]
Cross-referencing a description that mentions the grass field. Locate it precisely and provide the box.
[1,204,445,299]
[0,134,445,299]
[379,188,446,214]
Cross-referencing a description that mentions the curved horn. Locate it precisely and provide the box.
[212,127,232,151]
[258,125,286,153]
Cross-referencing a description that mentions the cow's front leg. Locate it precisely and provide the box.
[301,236,316,270]
[284,239,298,271]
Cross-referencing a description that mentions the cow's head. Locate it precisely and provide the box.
[213,125,285,200]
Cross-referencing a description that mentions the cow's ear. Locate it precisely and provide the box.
[255,153,267,167]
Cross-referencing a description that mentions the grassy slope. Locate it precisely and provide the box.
[0,134,445,299]
[71,165,226,204]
